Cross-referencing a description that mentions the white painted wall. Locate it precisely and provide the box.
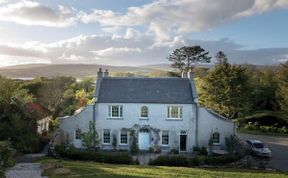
[59,104,235,152]
[198,108,235,148]
[95,103,197,152]
[59,105,93,148]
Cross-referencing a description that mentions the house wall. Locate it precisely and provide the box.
[59,105,93,148]
[95,103,197,152]
[198,107,235,148]
[37,116,51,134]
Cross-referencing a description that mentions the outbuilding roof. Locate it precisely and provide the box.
[97,77,196,104]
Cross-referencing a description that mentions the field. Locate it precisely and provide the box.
[39,158,288,178]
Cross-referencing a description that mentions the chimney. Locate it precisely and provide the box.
[104,69,109,77]
[181,71,188,78]
[187,69,194,80]
[97,68,103,80]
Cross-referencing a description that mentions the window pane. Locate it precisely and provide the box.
[75,129,81,140]
[212,132,220,143]
[119,106,123,117]
[120,130,128,144]
[162,130,169,145]
[103,129,111,143]
[112,106,119,117]
[141,106,148,117]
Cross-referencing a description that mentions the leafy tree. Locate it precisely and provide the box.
[277,62,288,116]
[199,56,251,119]
[215,51,228,64]
[248,67,278,111]
[168,45,211,72]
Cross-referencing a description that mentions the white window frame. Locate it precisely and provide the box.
[212,132,220,145]
[119,130,129,145]
[140,106,148,119]
[102,129,111,144]
[167,106,183,119]
[161,130,169,146]
[74,128,82,140]
[108,105,123,118]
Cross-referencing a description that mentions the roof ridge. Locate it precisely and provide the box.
[103,77,190,80]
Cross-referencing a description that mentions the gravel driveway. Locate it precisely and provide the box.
[5,154,47,178]
[237,133,288,172]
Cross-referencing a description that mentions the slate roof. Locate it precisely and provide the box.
[97,77,196,104]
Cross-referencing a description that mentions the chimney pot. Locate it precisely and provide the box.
[182,72,188,78]
[104,69,109,77]
[188,70,194,80]
[97,68,103,80]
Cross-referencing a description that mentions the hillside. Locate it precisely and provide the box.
[0,64,169,78]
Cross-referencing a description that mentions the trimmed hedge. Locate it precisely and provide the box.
[55,145,134,165]
[149,155,242,167]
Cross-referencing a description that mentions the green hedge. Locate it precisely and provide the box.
[55,145,134,165]
[149,155,242,167]
[0,141,15,168]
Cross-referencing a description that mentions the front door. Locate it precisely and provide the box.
[138,132,150,150]
[180,131,187,151]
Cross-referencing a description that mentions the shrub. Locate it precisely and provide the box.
[170,149,179,154]
[149,154,242,167]
[204,155,241,165]
[54,145,134,165]
[193,146,208,155]
[0,141,15,168]
[149,155,189,166]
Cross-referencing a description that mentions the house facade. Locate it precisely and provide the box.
[60,68,235,152]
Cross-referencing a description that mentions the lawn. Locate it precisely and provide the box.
[39,157,288,178]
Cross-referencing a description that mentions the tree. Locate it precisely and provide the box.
[168,45,211,72]
[277,62,288,116]
[215,51,228,64]
[199,56,251,119]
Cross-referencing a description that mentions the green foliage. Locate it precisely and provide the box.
[193,146,208,155]
[149,154,242,167]
[0,141,15,168]
[248,67,279,111]
[170,149,179,154]
[81,121,99,150]
[277,62,288,117]
[168,45,211,72]
[199,57,251,119]
[55,145,134,165]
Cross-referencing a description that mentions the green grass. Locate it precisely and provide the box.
[38,157,288,178]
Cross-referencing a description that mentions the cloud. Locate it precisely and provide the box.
[0,33,288,66]
[79,0,288,41]
[0,0,77,27]
[91,47,141,57]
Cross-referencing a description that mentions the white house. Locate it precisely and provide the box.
[60,68,235,152]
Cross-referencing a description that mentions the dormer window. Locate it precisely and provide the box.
[140,106,148,118]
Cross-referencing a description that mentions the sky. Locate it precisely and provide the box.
[0,0,288,67]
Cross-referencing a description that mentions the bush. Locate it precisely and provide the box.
[149,154,242,167]
[193,146,208,155]
[0,141,15,168]
[204,155,241,165]
[149,155,189,166]
[55,145,134,165]
[170,149,179,154]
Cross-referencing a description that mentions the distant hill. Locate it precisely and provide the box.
[0,64,164,78]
